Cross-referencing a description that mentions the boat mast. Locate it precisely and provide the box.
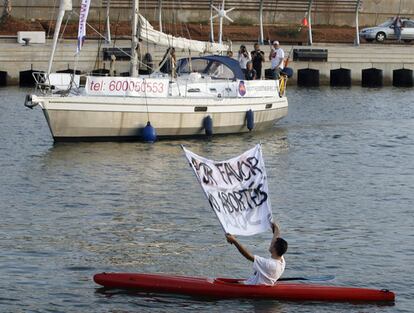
[48,0,72,75]
[158,0,163,32]
[130,0,139,77]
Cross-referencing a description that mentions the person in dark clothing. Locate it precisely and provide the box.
[251,43,265,79]
[140,52,154,75]
[159,47,176,75]
[392,16,403,42]
[245,61,257,80]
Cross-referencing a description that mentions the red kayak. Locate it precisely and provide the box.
[93,272,395,302]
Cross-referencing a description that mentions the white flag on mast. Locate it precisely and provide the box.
[77,0,91,53]
[183,145,273,236]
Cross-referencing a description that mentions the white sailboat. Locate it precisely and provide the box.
[24,0,289,142]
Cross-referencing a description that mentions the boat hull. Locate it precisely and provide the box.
[35,95,288,141]
[93,273,395,302]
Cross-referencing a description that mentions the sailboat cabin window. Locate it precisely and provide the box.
[207,62,233,79]
[178,59,209,74]
[177,58,234,79]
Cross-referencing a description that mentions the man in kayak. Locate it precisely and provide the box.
[225,222,287,285]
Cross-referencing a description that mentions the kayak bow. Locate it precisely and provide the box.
[93,272,395,302]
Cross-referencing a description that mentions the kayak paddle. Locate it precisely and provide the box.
[279,275,335,282]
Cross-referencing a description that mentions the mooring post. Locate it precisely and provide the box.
[307,0,313,46]
[259,0,264,44]
[355,0,361,46]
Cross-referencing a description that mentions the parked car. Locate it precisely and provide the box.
[360,18,414,43]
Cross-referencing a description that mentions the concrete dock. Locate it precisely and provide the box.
[285,43,414,85]
[0,38,413,86]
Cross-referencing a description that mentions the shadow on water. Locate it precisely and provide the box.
[34,126,289,168]
[94,287,286,312]
[2,86,412,313]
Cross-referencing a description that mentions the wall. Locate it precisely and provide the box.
[7,0,414,27]
[1,39,413,86]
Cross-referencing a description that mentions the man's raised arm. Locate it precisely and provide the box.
[271,222,281,238]
[225,234,254,262]
[270,222,281,248]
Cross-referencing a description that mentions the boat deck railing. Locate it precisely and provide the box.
[32,72,82,96]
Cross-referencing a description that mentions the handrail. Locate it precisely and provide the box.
[101,0,361,13]
[17,0,362,13]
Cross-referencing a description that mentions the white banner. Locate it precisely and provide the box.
[77,0,91,54]
[85,77,169,97]
[183,145,273,236]
[237,80,278,98]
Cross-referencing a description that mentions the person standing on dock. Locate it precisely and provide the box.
[225,222,288,285]
[251,43,265,79]
[238,45,251,74]
[392,16,403,42]
[269,41,285,80]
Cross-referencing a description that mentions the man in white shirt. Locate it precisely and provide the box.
[237,45,252,73]
[225,222,287,285]
[269,41,285,79]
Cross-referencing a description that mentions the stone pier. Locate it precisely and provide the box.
[0,39,413,86]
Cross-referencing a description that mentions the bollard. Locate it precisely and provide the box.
[0,71,7,87]
[19,68,42,87]
[392,69,413,87]
[297,69,320,87]
[361,68,383,88]
[330,68,351,87]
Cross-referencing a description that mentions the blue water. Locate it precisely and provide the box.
[0,86,413,312]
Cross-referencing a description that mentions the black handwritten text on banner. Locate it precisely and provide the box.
[184,145,273,236]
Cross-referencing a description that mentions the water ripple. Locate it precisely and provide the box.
[0,86,412,312]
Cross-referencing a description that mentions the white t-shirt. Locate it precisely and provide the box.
[270,48,285,70]
[244,255,285,285]
[238,51,252,70]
